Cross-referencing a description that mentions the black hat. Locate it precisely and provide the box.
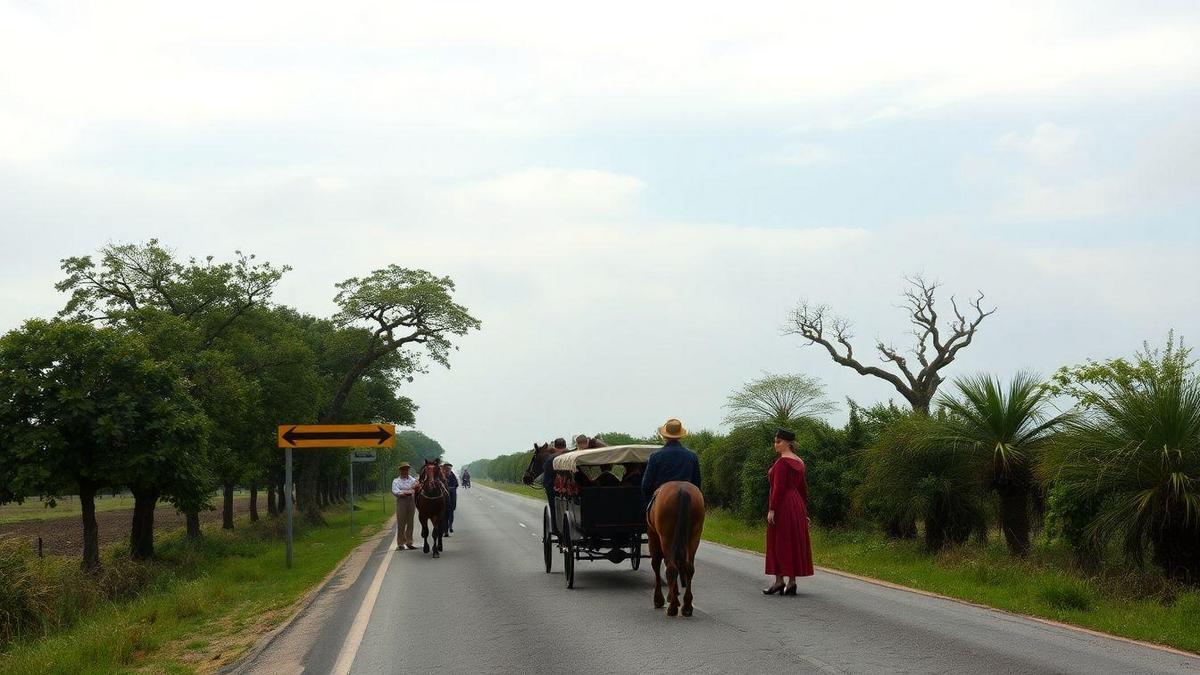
[775,428,796,442]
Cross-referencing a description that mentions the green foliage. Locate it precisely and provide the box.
[1044,331,1194,409]
[396,431,446,463]
[858,413,987,551]
[723,372,835,428]
[0,320,209,567]
[737,426,799,521]
[1040,346,1200,581]
[936,372,1069,557]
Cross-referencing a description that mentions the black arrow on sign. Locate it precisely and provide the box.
[282,425,393,446]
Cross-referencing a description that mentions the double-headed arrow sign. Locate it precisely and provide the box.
[277,423,396,448]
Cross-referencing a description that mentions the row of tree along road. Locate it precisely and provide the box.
[469,277,1199,583]
[0,240,477,571]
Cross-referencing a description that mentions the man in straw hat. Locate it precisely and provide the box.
[391,462,420,550]
[642,418,702,505]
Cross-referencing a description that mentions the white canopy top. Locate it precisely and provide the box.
[551,444,661,471]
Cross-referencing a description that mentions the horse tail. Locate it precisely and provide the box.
[674,485,690,588]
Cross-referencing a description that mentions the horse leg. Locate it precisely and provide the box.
[433,515,442,558]
[421,518,430,553]
[648,529,665,609]
[681,558,695,617]
[665,562,680,616]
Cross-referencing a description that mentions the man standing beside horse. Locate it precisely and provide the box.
[391,462,419,551]
[643,417,705,617]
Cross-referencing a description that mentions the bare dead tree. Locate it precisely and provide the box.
[785,276,995,414]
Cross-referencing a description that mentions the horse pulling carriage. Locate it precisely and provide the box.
[541,445,659,589]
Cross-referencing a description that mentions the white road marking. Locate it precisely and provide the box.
[518,522,527,528]
[331,542,396,675]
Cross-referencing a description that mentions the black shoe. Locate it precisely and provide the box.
[762,583,785,595]
[406,544,417,550]
[449,527,454,533]
[784,585,797,596]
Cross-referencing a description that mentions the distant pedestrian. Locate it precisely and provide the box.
[392,462,419,550]
[442,463,459,535]
[763,428,814,596]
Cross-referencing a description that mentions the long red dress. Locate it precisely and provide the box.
[765,456,814,577]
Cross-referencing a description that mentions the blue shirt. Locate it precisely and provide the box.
[641,440,701,500]
[542,455,557,492]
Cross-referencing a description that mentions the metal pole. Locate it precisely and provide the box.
[285,447,293,569]
[349,454,355,532]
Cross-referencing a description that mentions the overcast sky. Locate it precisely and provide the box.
[2,1,1198,466]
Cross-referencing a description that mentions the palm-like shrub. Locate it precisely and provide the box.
[1041,369,1200,581]
[936,372,1069,557]
[858,413,986,551]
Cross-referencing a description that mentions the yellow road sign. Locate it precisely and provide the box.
[277,424,396,448]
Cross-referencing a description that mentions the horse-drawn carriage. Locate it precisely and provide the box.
[541,444,659,589]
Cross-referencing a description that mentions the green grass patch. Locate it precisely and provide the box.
[479,479,1200,655]
[0,494,392,674]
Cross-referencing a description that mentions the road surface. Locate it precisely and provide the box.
[237,484,1200,674]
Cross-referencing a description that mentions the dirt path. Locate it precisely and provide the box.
[0,497,255,557]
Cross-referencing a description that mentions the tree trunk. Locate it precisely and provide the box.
[299,454,326,524]
[997,485,1031,557]
[79,480,101,572]
[267,482,278,517]
[186,512,203,539]
[222,481,235,530]
[130,487,158,560]
[249,482,259,522]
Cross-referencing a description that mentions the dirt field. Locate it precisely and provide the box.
[0,497,254,557]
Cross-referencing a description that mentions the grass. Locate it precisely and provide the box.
[0,493,392,674]
[0,491,253,525]
[479,479,1200,655]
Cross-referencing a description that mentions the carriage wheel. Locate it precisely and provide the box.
[630,537,641,571]
[542,506,553,573]
[562,521,575,589]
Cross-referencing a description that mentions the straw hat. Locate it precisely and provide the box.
[398,461,411,469]
[658,418,688,440]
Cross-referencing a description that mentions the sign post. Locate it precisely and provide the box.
[348,449,377,532]
[278,424,395,568]
[285,447,293,568]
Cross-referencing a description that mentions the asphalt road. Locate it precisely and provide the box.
[240,484,1200,675]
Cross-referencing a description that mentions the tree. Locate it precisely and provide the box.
[936,372,1069,557]
[0,321,207,570]
[1040,336,1200,581]
[785,276,994,414]
[858,413,986,552]
[56,240,287,544]
[293,267,479,522]
[723,372,834,428]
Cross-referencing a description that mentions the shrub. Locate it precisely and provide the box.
[858,413,987,552]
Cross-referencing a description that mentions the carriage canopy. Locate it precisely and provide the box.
[552,444,660,472]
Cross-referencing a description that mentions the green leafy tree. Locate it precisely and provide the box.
[55,240,287,545]
[0,321,207,569]
[293,267,478,522]
[1040,338,1200,581]
[723,372,834,428]
[936,372,1070,557]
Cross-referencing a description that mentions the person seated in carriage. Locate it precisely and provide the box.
[619,462,644,486]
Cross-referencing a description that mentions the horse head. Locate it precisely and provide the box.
[522,442,553,486]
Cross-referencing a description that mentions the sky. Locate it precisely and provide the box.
[1,1,1198,467]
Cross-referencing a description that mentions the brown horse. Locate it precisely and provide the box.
[416,460,447,558]
[646,481,705,617]
[521,442,554,486]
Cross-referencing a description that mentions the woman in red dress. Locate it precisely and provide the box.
[763,428,814,595]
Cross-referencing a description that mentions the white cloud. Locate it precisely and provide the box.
[997,123,1081,167]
